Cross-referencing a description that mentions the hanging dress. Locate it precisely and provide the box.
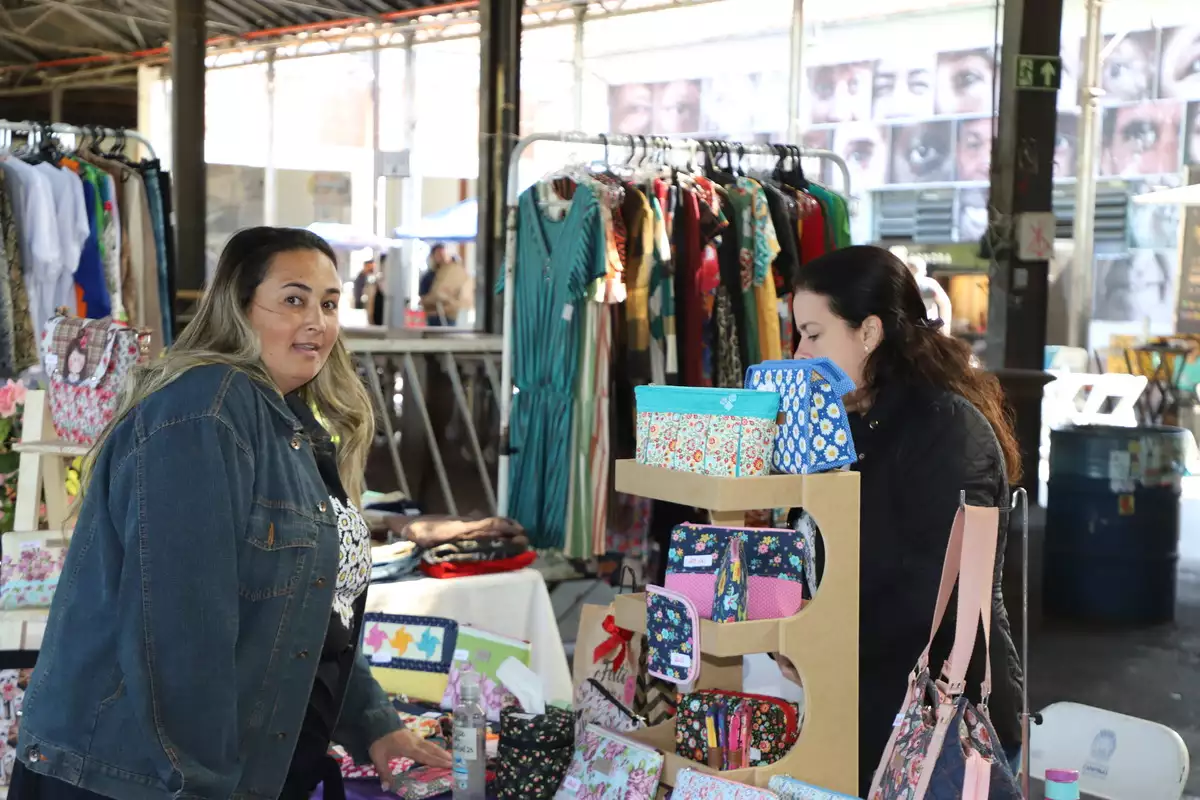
[507,184,607,550]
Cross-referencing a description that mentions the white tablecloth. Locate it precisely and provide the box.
[365,568,573,704]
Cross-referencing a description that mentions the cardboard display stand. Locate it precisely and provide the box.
[611,460,861,796]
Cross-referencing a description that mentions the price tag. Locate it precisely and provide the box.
[670,653,693,668]
[561,776,582,793]
[749,747,762,761]
[562,304,574,322]
[683,554,714,568]
[453,648,469,663]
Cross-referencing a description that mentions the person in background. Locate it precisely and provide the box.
[777,245,1023,795]
[11,227,451,800]
[353,257,376,310]
[890,246,953,332]
[420,244,471,327]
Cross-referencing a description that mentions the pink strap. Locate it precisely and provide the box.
[963,749,993,800]
[943,506,999,693]
[918,504,1000,698]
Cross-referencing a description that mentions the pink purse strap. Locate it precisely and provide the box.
[919,503,999,698]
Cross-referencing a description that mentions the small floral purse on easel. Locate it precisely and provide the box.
[40,313,150,447]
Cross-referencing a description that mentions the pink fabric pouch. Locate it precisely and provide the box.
[664,524,809,621]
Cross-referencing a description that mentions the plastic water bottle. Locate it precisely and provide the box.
[1044,769,1080,800]
[452,672,487,799]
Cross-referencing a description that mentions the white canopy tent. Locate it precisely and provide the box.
[1132,184,1200,207]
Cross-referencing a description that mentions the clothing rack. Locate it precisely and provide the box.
[0,120,157,160]
[495,131,853,518]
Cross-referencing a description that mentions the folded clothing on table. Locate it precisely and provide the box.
[419,550,538,579]
[371,540,422,583]
[422,535,530,565]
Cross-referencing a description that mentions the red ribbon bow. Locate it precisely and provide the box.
[592,614,633,673]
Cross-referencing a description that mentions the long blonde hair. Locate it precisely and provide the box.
[82,227,375,503]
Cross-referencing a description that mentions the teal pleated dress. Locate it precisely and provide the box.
[506,184,607,548]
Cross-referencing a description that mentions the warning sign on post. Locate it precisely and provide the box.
[1016,55,1062,91]
[1016,212,1056,261]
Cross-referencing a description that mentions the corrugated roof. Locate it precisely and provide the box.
[0,0,478,68]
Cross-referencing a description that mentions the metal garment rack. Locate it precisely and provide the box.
[0,120,158,160]
[495,131,853,518]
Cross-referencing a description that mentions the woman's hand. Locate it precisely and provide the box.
[369,729,453,790]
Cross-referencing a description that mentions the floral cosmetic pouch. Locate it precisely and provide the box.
[674,768,782,799]
[634,385,780,477]
[496,705,575,800]
[361,613,458,702]
[744,358,857,474]
[665,524,808,621]
[441,625,530,722]
[712,536,748,623]
[767,775,859,800]
[646,585,700,685]
[574,677,646,743]
[555,724,664,800]
[675,690,801,768]
[0,531,69,610]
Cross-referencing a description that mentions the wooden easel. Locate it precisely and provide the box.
[12,390,84,532]
[611,460,861,796]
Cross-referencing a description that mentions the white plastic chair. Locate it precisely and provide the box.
[1029,701,1190,800]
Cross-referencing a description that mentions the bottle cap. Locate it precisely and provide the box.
[460,671,481,701]
[1045,769,1079,784]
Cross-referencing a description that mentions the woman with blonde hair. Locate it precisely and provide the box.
[11,227,450,800]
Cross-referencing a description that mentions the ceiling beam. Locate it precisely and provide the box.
[0,36,41,63]
[35,1,141,49]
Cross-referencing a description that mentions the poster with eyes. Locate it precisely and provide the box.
[1129,176,1182,250]
[934,49,997,116]
[700,71,789,139]
[1054,114,1079,178]
[1185,102,1200,163]
[957,188,990,244]
[1100,100,1183,177]
[832,123,890,189]
[1093,250,1178,325]
[1160,27,1200,100]
[807,62,875,124]
[872,56,936,119]
[955,117,993,182]
[1095,30,1159,105]
[608,80,703,136]
[890,121,954,183]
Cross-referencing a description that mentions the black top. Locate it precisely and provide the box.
[797,381,1023,796]
[281,395,370,800]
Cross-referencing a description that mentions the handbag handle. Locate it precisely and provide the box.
[917,500,999,697]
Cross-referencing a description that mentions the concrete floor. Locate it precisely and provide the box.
[1027,479,1200,796]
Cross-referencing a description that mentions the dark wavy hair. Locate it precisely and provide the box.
[793,245,1021,481]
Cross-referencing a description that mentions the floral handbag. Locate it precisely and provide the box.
[574,677,646,743]
[768,775,859,799]
[0,531,69,609]
[868,504,1021,800]
[495,705,575,800]
[554,724,664,800]
[40,314,150,447]
[646,585,700,685]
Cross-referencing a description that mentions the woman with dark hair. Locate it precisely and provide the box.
[12,227,451,800]
[782,245,1023,795]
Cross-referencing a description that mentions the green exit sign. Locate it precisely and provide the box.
[1016,55,1062,91]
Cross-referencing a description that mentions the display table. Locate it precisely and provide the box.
[365,568,573,704]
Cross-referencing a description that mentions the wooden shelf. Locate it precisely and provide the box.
[614,593,782,658]
[14,441,88,458]
[615,460,856,515]
[616,459,861,795]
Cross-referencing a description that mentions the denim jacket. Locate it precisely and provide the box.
[17,365,401,800]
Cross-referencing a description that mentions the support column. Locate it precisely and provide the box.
[787,0,804,144]
[171,0,207,293]
[264,49,277,226]
[572,5,585,130]
[1069,0,1103,350]
[49,87,64,123]
[476,0,522,334]
[985,0,1065,494]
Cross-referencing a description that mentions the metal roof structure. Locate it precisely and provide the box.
[0,0,708,94]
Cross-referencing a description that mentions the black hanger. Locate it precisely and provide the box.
[793,145,810,189]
